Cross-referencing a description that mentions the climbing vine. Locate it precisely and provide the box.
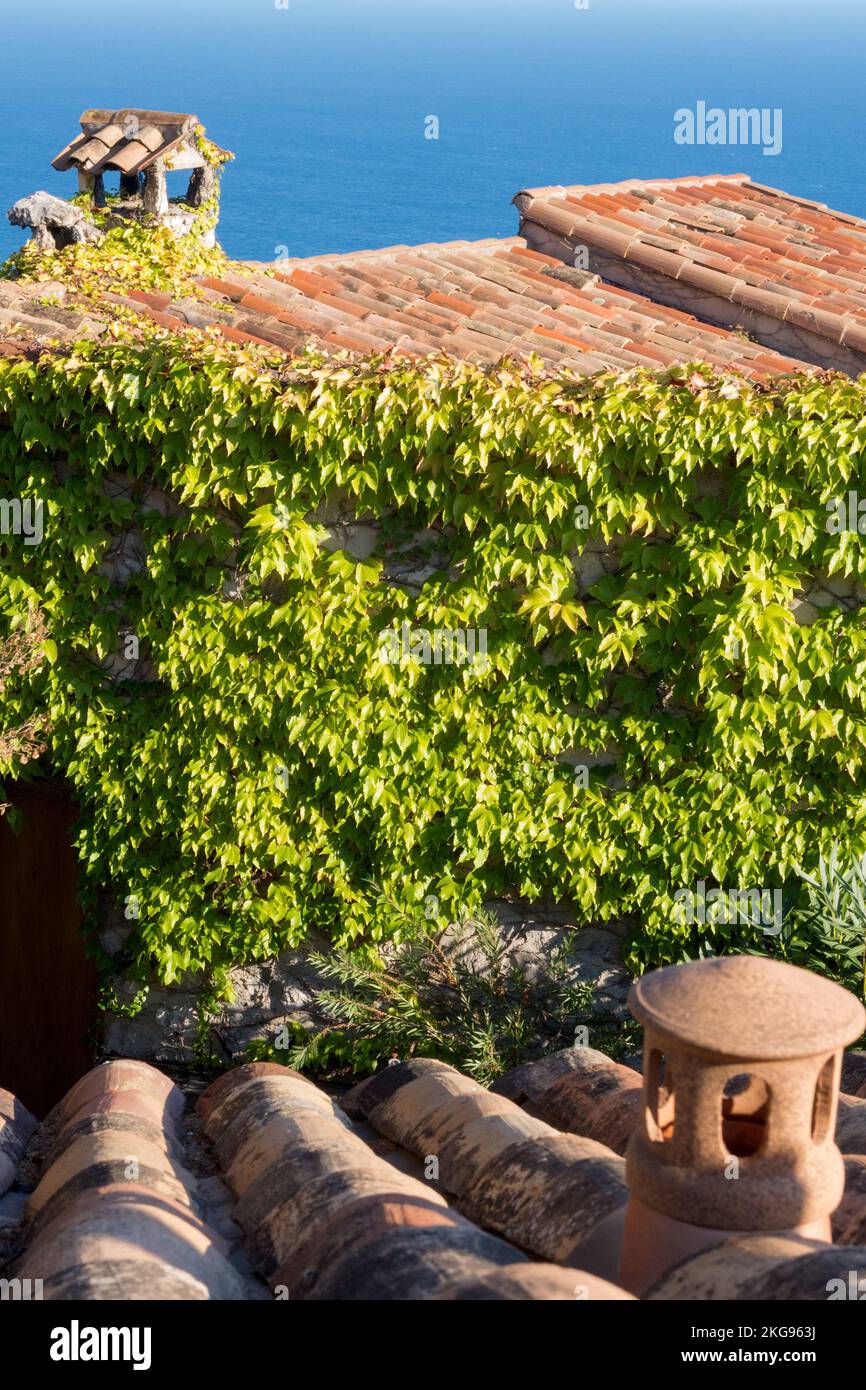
[191,125,235,169]
[0,216,228,300]
[1,330,866,984]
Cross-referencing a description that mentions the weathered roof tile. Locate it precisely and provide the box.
[514,174,866,368]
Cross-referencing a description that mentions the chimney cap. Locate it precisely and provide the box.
[629,956,865,1060]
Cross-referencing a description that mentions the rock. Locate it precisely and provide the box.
[574,552,608,588]
[24,279,68,303]
[560,746,618,771]
[8,191,103,250]
[96,529,147,584]
[321,523,378,560]
[804,586,840,609]
[790,598,819,625]
[445,901,631,1019]
[103,938,333,1066]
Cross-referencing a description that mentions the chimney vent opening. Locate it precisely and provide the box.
[721,1072,769,1158]
[645,1048,675,1143]
[811,1056,836,1143]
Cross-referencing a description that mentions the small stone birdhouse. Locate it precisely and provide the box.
[50,108,231,245]
[618,954,865,1293]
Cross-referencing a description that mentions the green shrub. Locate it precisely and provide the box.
[247,901,598,1086]
[777,844,866,1000]
[2,333,866,985]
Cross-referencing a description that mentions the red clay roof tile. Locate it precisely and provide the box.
[514,175,866,358]
[125,288,173,312]
[198,275,249,301]
[6,201,819,378]
[426,290,479,317]
[5,1022,866,1303]
[216,323,277,349]
[238,290,292,317]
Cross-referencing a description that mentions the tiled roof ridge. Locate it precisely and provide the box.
[9,170,866,374]
[516,173,866,229]
[0,187,851,374]
[492,1045,643,1155]
[516,172,753,199]
[2,1044,866,1299]
[645,1231,866,1301]
[341,1056,630,1272]
[496,1046,866,1151]
[495,1046,866,1252]
[0,202,822,375]
[163,235,805,374]
[249,235,522,271]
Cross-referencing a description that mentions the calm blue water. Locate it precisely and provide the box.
[0,0,864,264]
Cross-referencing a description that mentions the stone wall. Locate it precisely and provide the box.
[87,465,633,1064]
[101,900,632,1067]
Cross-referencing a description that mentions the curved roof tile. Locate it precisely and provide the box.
[514,174,866,369]
[2,1041,865,1300]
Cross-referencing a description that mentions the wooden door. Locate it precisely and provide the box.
[0,781,99,1117]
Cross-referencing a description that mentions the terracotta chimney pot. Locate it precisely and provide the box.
[619,955,865,1293]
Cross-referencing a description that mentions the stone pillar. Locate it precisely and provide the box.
[186,163,219,208]
[618,955,865,1294]
[142,159,168,218]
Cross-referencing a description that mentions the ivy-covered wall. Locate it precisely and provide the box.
[2,335,866,990]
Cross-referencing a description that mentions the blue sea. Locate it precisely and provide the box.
[0,0,864,264]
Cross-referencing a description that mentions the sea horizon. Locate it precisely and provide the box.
[1,0,866,264]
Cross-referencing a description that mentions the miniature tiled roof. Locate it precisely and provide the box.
[514,174,866,358]
[52,109,225,178]
[2,1051,866,1300]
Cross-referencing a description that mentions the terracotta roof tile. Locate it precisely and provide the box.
[533,324,597,352]
[0,1088,37,1195]
[3,213,813,377]
[192,1061,612,1299]
[2,956,865,1303]
[124,288,173,313]
[282,267,345,298]
[514,174,866,360]
[324,329,383,353]
[426,290,479,317]
[199,276,250,302]
[216,323,279,350]
[234,290,287,317]
[646,1234,866,1301]
[3,1061,253,1299]
[342,1058,629,1265]
[130,305,186,332]
[494,1048,646,1155]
